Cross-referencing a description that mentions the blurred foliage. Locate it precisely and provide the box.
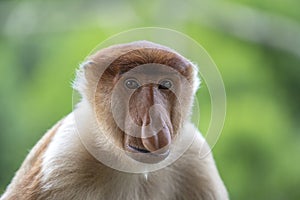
[0,0,300,199]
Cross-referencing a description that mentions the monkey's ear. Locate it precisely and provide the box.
[73,61,100,98]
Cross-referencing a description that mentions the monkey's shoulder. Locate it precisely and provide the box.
[0,119,64,200]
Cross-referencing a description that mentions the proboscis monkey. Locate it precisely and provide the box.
[1,41,228,200]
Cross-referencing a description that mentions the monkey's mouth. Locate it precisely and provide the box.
[123,124,172,163]
[125,144,170,164]
[128,145,151,153]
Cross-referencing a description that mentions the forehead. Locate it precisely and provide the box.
[108,48,193,79]
[122,63,179,76]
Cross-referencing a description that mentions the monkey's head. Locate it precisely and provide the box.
[75,41,199,164]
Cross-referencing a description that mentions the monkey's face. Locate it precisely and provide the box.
[93,49,194,163]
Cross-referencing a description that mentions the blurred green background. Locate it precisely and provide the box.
[1,0,300,199]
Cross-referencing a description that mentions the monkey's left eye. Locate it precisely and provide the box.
[124,79,140,89]
[159,80,173,90]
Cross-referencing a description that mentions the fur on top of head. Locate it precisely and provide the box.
[73,40,200,99]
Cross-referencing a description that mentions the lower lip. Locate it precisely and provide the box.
[125,145,170,163]
[128,145,151,153]
[127,145,170,156]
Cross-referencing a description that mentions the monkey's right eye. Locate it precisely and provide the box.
[124,79,140,89]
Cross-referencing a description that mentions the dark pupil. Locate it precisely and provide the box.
[159,81,172,89]
[126,80,138,89]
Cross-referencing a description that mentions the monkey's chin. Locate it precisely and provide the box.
[125,146,170,164]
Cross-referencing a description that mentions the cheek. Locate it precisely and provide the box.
[93,87,126,147]
[110,84,132,122]
[168,93,183,132]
